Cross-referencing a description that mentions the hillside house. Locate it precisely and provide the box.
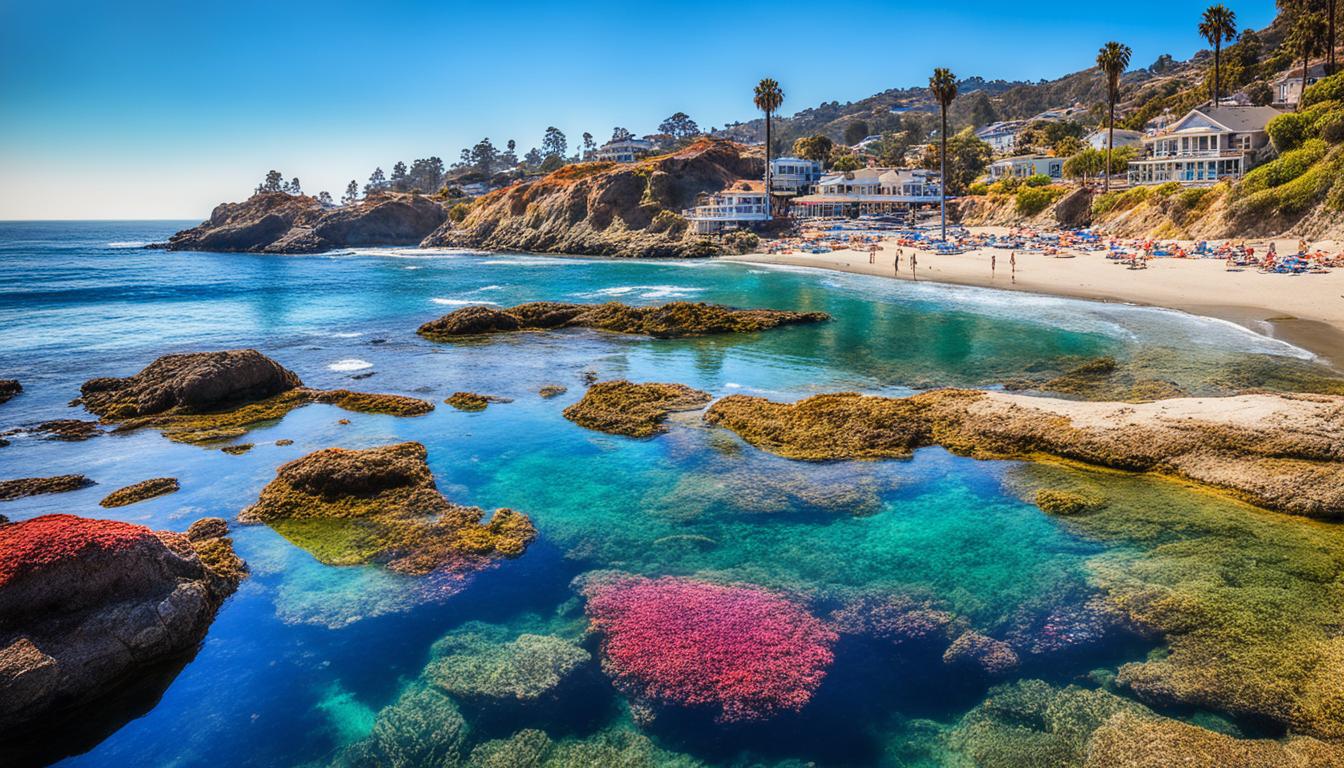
[1126,105,1280,186]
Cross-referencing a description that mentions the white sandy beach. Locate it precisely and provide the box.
[734,228,1344,365]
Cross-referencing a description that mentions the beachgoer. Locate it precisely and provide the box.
[991,253,996,277]
[911,252,917,280]
[1010,251,1016,284]
[894,250,901,275]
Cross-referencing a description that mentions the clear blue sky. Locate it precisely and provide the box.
[0,0,1276,220]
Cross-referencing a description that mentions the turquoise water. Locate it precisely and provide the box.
[0,221,1336,767]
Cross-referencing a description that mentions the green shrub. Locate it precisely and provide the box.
[1238,139,1329,196]
[722,229,760,254]
[967,182,990,196]
[1267,111,1312,151]
[1015,186,1065,216]
[989,177,1023,194]
[1091,185,1153,217]
[1024,173,1053,187]
[1314,110,1344,143]
[448,202,471,223]
[1233,145,1344,218]
[1152,182,1183,199]
[1302,72,1344,108]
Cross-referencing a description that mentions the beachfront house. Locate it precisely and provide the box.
[975,121,1026,155]
[769,157,822,197]
[987,155,1063,181]
[593,137,655,163]
[1126,105,1280,186]
[1085,128,1143,151]
[683,181,770,234]
[790,168,941,218]
[1272,62,1327,109]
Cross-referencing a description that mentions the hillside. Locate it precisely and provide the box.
[421,139,763,258]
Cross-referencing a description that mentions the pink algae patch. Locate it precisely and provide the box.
[583,575,838,722]
[0,514,154,588]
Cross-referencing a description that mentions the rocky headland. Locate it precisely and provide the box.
[0,514,243,733]
[563,381,711,437]
[417,301,828,341]
[239,442,535,575]
[78,350,433,443]
[704,389,1344,519]
[421,139,764,257]
[158,191,447,253]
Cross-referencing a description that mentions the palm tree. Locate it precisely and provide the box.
[928,68,958,241]
[1327,0,1337,75]
[754,78,784,219]
[1289,12,1327,111]
[1199,5,1238,106]
[1096,42,1132,193]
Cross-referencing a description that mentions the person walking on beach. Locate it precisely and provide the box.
[991,253,996,278]
[895,248,902,275]
[869,244,877,264]
[911,252,917,281]
[1010,251,1016,284]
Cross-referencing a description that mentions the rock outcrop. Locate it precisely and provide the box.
[99,478,180,508]
[421,139,764,257]
[563,381,711,437]
[160,191,447,254]
[417,301,829,341]
[704,389,1344,518]
[239,442,535,575]
[0,514,243,732]
[0,380,20,405]
[0,475,94,502]
[78,350,432,443]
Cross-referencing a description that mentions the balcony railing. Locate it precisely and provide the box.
[683,206,769,220]
[1141,148,1247,159]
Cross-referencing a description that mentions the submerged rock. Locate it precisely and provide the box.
[465,727,703,768]
[445,392,511,412]
[239,442,535,575]
[333,684,467,768]
[1035,489,1102,516]
[99,477,180,508]
[563,380,711,437]
[78,350,432,444]
[0,514,242,732]
[1086,712,1344,767]
[426,632,591,705]
[705,389,1344,519]
[161,191,447,254]
[0,420,102,442]
[417,300,828,341]
[581,573,836,723]
[0,379,20,405]
[0,475,94,502]
[830,594,958,648]
[943,631,1020,676]
[538,385,567,399]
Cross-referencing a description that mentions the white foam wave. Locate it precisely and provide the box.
[473,285,503,292]
[431,298,498,306]
[107,241,147,248]
[327,332,363,338]
[574,284,700,300]
[328,358,373,372]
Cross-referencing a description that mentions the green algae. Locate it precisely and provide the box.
[426,632,591,705]
[1035,489,1102,516]
[98,477,179,508]
[563,380,712,437]
[465,727,703,768]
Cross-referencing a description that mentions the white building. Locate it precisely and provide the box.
[975,121,1026,155]
[460,181,491,197]
[684,181,770,234]
[987,155,1063,181]
[1127,105,1280,186]
[1085,129,1143,151]
[791,168,942,218]
[1272,62,1327,109]
[593,138,654,163]
[768,156,822,196]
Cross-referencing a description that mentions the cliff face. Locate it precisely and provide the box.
[421,139,764,257]
[162,192,447,253]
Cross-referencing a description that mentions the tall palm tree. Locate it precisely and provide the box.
[754,78,784,219]
[1327,0,1337,75]
[1289,12,1327,111]
[1096,42,1132,193]
[1199,5,1238,106]
[928,68,958,241]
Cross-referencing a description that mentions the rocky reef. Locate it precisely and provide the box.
[445,392,510,412]
[465,728,701,768]
[563,381,711,437]
[78,350,432,443]
[159,191,447,254]
[580,573,836,723]
[239,442,535,575]
[704,389,1344,518]
[0,475,94,501]
[425,632,591,707]
[538,385,567,398]
[1,419,103,442]
[0,379,20,405]
[417,300,829,342]
[99,477,180,508]
[0,514,242,733]
[333,684,467,768]
[420,139,763,258]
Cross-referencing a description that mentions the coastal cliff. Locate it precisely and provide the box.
[160,191,447,253]
[420,139,764,257]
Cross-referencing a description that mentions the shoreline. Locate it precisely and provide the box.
[728,237,1344,369]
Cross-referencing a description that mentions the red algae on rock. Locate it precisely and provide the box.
[581,574,837,723]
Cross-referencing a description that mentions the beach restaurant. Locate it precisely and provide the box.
[791,167,942,218]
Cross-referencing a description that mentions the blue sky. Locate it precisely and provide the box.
[0,0,1276,219]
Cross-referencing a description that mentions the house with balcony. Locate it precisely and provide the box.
[1127,105,1280,186]
[683,181,770,234]
[1272,62,1327,109]
[987,155,1063,181]
[768,156,822,196]
[592,137,655,163]
[791,168,942,218]
[975,121,1026,155]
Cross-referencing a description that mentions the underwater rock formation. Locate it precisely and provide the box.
[78,350,432,443]
[0,419,102,442]
[240,442,535,575]
[332,684,467,768]
[538,385,567,398]
[416,301,829,341]
[0,514,242,732]
[0,475,94,501]
[563,381,711,437]
[426,632,591,706]
[445,392,511,412]
[99,477,180,508]
[465,727,703,768]
[581,573,836,723]
[830,594,958,648]
[1035,489,1101,516]
[0,379,20,405]
[942,631,1020,676]
[1085,712,1344,767]
[704,389,1344,519]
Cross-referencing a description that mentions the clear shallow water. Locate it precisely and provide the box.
[0,221,1339,767]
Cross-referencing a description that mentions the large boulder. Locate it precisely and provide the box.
[0,514,243,733]
[79,349,302,419]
